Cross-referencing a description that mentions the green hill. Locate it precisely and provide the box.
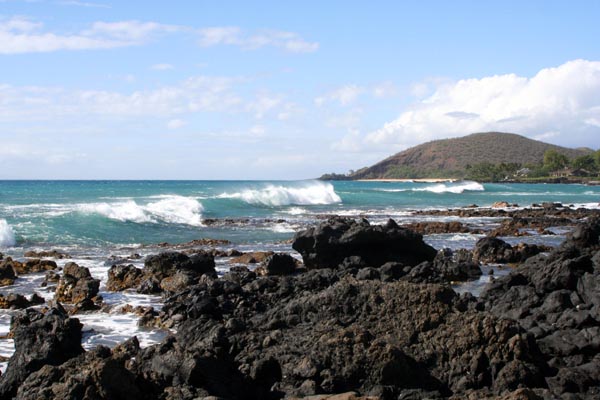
[350,132,592,179]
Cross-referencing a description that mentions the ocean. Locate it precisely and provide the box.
[0,179,599,372]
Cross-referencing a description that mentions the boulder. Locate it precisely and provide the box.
[473,237,515,264]
[0,258,17,286]
[256,253,298,276]
[0,306,84,399]
[55,262,100,305]
[11,258,57,274]
[229,251,275,264]
[106,264,143,291]
[292,217,436,269]
[0,293,44,309]
[23,250,71,259]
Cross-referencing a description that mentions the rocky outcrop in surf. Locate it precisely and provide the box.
[292,217,437,269]
[2,218,599,399]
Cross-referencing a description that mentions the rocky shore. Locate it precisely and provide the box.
[0,214,599,399]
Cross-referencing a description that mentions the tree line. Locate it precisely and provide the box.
[465,149,600,182]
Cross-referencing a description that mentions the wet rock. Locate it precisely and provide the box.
[41,270,61,287]
[229,251,275,264]
[12,258,58,274]
[473,237,515,264]
[106,264,143,291]
[256,253,298,276]
[55,262,100,305]
[292,217,436,269]
[139,251,216,294]
[0,293,44,309]
[23,250,71,259]
[479,218,600,398]
[14,338,144,400]
[403,221,471,235]
[0,258,17,286]
[0,306,84,399]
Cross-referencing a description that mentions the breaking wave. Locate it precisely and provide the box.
[414,181,485,194]
[217,181,342,206]
[0,219,16,247]
[77,195,204,226]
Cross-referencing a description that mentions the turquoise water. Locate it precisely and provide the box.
[0,180,599,249]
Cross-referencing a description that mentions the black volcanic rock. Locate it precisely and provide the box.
[292,217,437,269]
[0,306,84,399]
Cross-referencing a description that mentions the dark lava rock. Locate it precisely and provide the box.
[106,264,144,292]
[0,293,44,309]
[0,306,84,399]
[480,218,600,398]
[0,258,17,286]
[256,253,298,276]
[473,237,545,264]
[23,250,71,259]
[14,337,143,400]
[55,262,100,305]
[292,217,437,269]
[229,251,275,264]
[136,251,216,295]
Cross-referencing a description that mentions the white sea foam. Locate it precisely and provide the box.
[414,181,485,194]
[218,181,341,206]
[283,207,308,215]
[0,219,16,247]
[78,195,204,226]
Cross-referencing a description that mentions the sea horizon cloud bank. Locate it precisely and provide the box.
[360,59,600,151]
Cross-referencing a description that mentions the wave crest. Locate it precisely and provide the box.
[78,196,204,226]
[0,219,16,247]
[415,181,484,194]
[218,181,342,206]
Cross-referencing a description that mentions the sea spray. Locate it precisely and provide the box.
[77,195,204,226]
[217,181,342,206]
[0,219,16,247]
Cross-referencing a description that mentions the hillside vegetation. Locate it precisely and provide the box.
[349,132,593,180]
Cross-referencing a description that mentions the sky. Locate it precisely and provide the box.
[1,0,599,179]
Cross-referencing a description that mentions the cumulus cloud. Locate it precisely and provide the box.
[198,27,318,53]
[365,59,600,149]
[166,119,186,129]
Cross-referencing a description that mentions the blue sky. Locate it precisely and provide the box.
[1,0,599,179]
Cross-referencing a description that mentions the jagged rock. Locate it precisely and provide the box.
[23,250,71,259]
[0,293,44,309]
[55,262,100,305]
[0,258,17,286]
[256,253,298,276]
[106,264,144,291]
[41,270,61,287]
[14,338,143,400]
[0,306,84,399]
[402,221,472,235]
[229,251,275,264]
[292,217,436,269]
[11,258,57,274]
[479,218,600,398]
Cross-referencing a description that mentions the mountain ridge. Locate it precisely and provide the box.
[348,132,592,180]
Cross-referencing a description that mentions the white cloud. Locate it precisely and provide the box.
[58,1,111,8]
[198,27,318,53]
[365,59,600,149]
[0,17,178,54]
[246,92,283,119]
[0,75,244,119]
[0,17,317,55]
[372,81,397,98]
[166,119,186,129]
[151,63,174,71]
[315,84,363,107]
